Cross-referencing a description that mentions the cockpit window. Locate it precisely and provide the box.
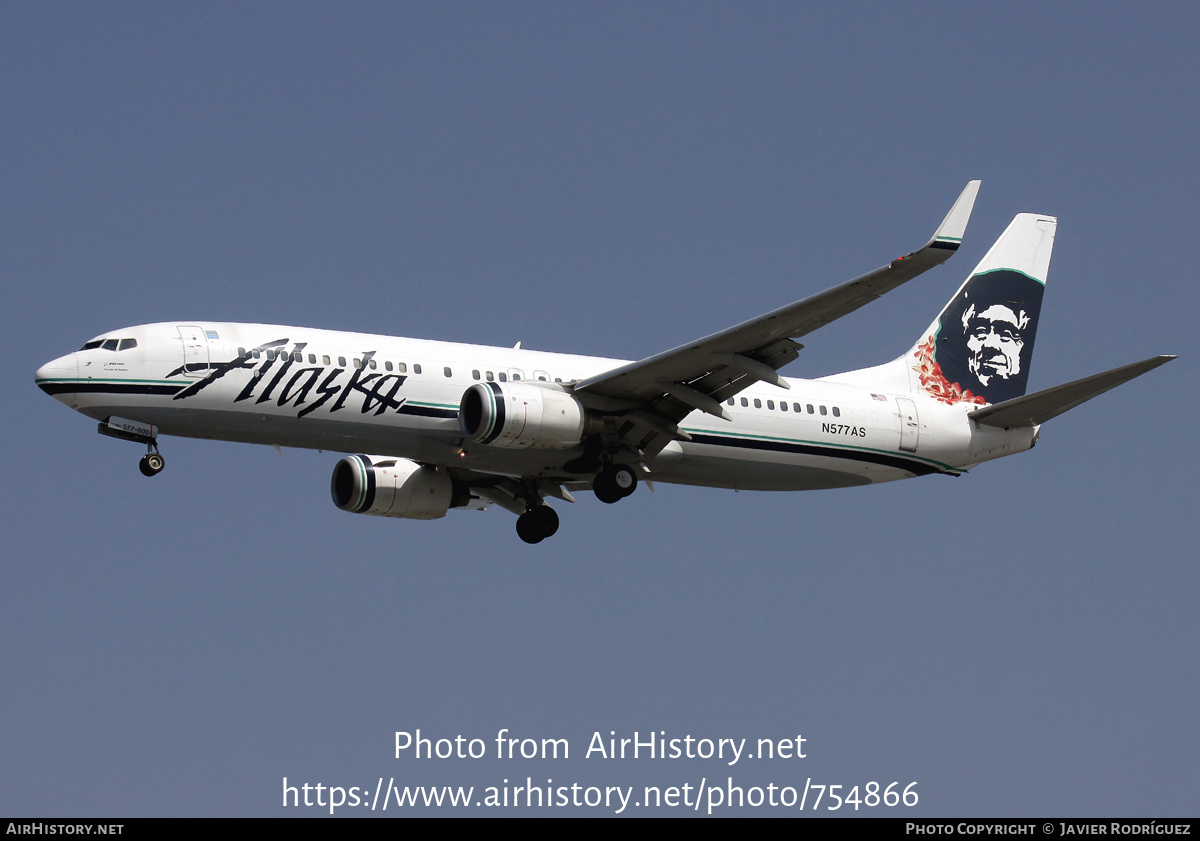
[82,338,139,351]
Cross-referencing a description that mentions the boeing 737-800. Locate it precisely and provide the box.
[36,183,1174,543]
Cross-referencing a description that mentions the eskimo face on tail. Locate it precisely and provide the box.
[963,301,1029,385]
[913,269,1045,405]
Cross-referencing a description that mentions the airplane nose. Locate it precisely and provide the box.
[36,353,78,401]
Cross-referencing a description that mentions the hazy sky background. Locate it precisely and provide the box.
[3,2,1196,816]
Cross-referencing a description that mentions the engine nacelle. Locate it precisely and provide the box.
[330,455,468,519]
[459,382,590,449]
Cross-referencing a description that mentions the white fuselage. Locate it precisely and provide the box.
[36,322,1036,492]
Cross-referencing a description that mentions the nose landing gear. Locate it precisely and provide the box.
[98,418,165,477]
[137,433,166,475]
[139,450,165,477]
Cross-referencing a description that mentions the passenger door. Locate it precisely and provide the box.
[177,325,210,377]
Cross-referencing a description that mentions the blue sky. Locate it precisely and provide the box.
[3,2,1196,816]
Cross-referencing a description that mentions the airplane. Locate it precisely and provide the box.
[35,182,1174,543]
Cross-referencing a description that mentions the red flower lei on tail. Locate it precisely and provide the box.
[911,336,986,405]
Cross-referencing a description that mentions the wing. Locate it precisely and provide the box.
[571,181,981,452]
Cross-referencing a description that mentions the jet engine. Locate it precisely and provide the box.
[330,455,470,519]
[459,382,595,449]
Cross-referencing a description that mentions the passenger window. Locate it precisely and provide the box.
[793,403,801,412]
[397,363,407,373]
[266,349,276,361]
[238,347,248,358]
[832,406,840,417]
[781,402,788,412]
[385,361,393,371]
[486,371,494,381]
[819,405,827,416]
[555,378,562,383]
[472,370,481,380]
[323,355,331,365]
[767,400,775,410]
[727,398,735,406]
[252,349,261,359]
[499,372,507,382]
[444,367,452,378]
[292,352,302,362]
[414,364,422,374]
[354,358,361,369]
[118,339,138,351]
[338,356,347,367]
[807,404,814,414]
[369,359,377,369]
[308,353,316,364]
[740,397,748,407]
[753,398,762,408]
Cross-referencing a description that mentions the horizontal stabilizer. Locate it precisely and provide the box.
[969,355,1176,429]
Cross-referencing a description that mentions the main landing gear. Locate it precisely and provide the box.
[592,463,637,504]
[516,504,559,544]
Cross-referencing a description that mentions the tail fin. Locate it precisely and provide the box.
[907,213,1056,406]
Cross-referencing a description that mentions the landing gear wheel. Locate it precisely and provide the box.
[139,453,165,477]
[516,514,542,544]
[592,470,622,504]
[611,463,638,497]
[516,505,559,544]
[594,464,637,503]
[531,505,559,538]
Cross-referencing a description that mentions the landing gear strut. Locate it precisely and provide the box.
[593,463,637,504]
[516,504,559,544]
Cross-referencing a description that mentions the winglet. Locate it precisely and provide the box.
[929,180,981,251]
